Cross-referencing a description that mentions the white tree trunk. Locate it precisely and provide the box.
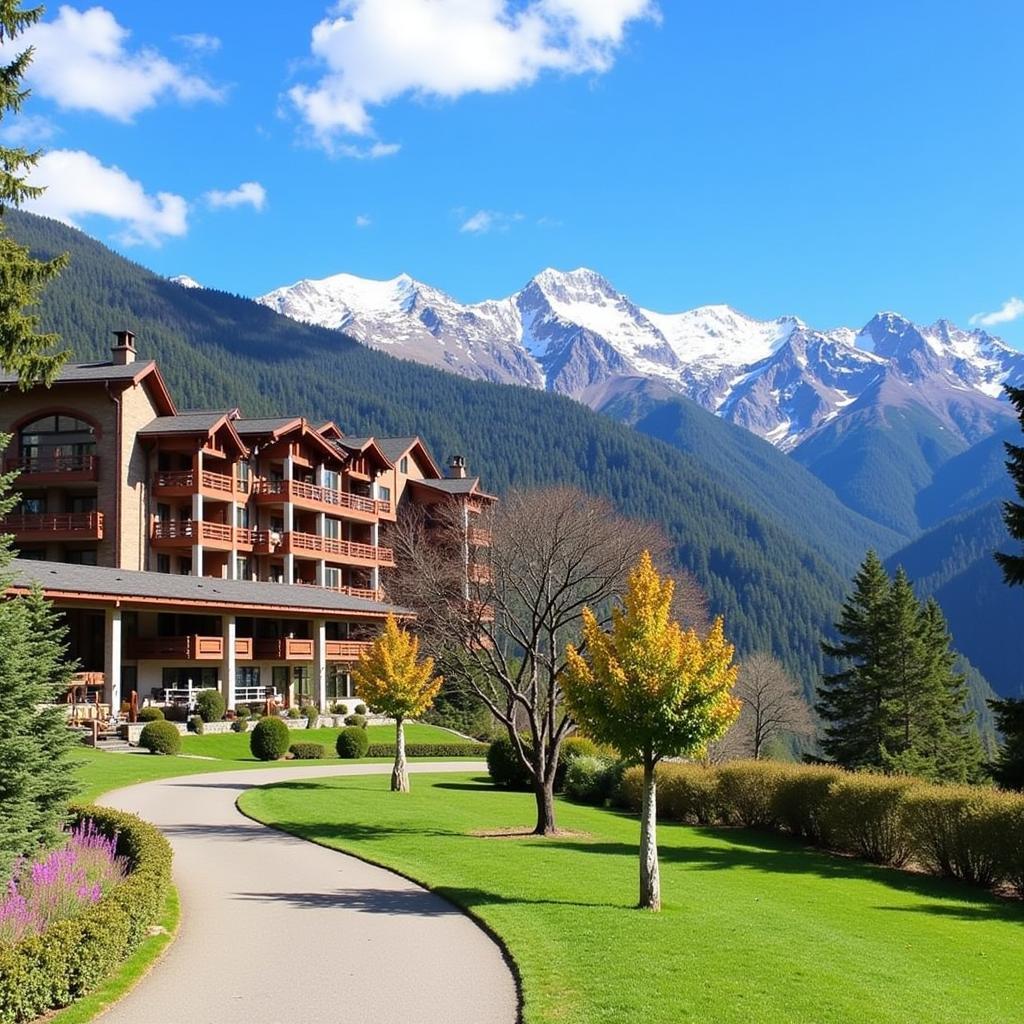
[639,758,660,910]
[392,716,410,792]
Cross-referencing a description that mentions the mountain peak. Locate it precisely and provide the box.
[169,274,202,289]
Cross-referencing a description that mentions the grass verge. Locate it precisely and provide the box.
[240,771,1024,1024]
[46,884,180,1024]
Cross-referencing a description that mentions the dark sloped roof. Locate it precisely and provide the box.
[234,417,301,435]
[0,360,157,385]
[412,476,495,498]
[138,411,235,435]
[376,436,419,464]
[8,559,408,618]
[336,436,373,451]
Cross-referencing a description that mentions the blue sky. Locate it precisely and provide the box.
[6,1,1024,343]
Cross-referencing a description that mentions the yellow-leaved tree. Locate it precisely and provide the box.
[352,615,442,792]
[564,551,741,910]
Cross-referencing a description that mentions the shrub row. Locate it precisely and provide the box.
[365,742,489,759]
[288,742,326,760]
[486,736,601,791]
[614,760,1024,894]
[0,804,173,1024]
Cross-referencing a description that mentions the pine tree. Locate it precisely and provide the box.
[0,0,68,385]
[817,550,891,768]
[988,697,1024,790]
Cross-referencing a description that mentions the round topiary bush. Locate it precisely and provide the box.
[286,706,302,719]
[250,716,291,761]
[139,720,181,755]
[188,715,205,735]
[336,726,370,758]
[195,688,226,723]
[333,702,349,715]
[137,706,164,723]
[354,703,367,715]
[486,735,533,790]
[234,703,251,719]
[289,742,326,760]
[344,713,367,728]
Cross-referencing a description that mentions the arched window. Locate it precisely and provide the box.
[19,414,96,471]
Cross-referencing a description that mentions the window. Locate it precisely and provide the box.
[292,666,312,700]
[18,548,45,561]
[327,666,352,700]
[323,518,342,540]
[235,505,250,528]
[399,456,409,474]
[161,667,217,690]
[68,495,97,513]
[65,549,98,565]
[322,469,339,490]
[235,557,251,580]
[18,496,45,515]
[19,414,96,470]
[236,667,260,687]
[236,461,251,491]
[377,485,391,502]
[157,554,170,574]
[179,558,192,576]
[324,567,341,590]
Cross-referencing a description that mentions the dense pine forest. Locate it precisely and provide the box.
[4,211,999,714]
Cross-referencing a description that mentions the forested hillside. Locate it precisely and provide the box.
[8,210,866,694]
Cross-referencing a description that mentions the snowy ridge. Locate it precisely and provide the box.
[256,267,1024,451]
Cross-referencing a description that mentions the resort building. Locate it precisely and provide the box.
[0,331,494,715]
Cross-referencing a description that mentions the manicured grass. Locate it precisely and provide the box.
[178,722,460,759]
[241,772,1024,1024]
[48,885,180,1024]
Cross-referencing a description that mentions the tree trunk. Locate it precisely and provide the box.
[533,776,556,835]
[392,715,409,792]
[639,757,661,910]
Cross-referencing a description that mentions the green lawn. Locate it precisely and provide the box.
[178,722,460,759]
[240,772,1024,1024]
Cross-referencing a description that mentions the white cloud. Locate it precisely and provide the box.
[289,0,657,149]
[970,297,1024,328]
[204,181,267,211]
[459,208,524,234]
[355,214,372,227]
[0,113,58,145]
[2,5,223,122]
[27,149,188,246]
[175,32,221,52]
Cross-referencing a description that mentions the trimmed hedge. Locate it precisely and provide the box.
[194,688,225,723]
[336,726,370,759]
[0,804,172,1024]
[136,706,163,722]
[344,713,367,728]
[564,755,622,805]
[250,716,290,761]
[486,736,533,790]
[288,742,326,760]
[138,720,181,755]
[614,760,1024,894]
[365,742,488,758]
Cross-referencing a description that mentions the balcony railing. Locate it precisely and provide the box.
[467,527,492,546]
[253,479,390,516]
[283,531,395,566]
[151,519,244,548]
[5,453,99,481]
[253,637,315,661]
[325,640,372,661]
[129,635,224,660]
[0,511,104,538]
[154,468,239,496]
[468,562,492,584]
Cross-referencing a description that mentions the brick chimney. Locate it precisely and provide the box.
[447,455,467,479]
[111,329,137,365]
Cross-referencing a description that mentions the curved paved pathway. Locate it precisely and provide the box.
[99,762,518,1024]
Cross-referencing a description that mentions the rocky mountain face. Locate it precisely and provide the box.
[256,267,1024,452]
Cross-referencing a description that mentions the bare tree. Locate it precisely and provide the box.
[387,486,692,834]
[728,652,812,759]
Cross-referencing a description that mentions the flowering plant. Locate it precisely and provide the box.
[0,820,127,947]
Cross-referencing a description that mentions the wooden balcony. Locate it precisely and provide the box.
[234,637,253,660]
[325,640,372,661]
[345,457,371,480]
[252,479,390,520]
[151,519,249,551]
[282,531,395,567]
[468,562,492,584]
[1,511,104,541]
[153,468,245,500]
[129,635,224,660]
[253,637,315,661]
[467,527,492,547]
[4,453,98,485]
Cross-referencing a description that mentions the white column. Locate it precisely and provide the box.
[314,618,327,711]
[191,450,204,576]
[223,615,237,710]
[104,606,122,712]
[370,522,380,593]
[228,500,238,580]
[283,454,295,584]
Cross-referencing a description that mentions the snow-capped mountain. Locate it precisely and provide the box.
[256,268,1024,451]
[169,274,203,289]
